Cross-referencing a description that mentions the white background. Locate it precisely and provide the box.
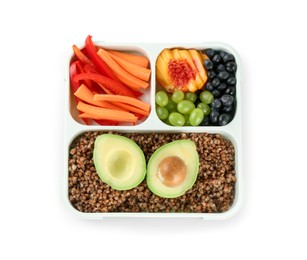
[1,0,306,259]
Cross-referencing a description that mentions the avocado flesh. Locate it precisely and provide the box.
[146,140,199,198]
[93,134,146,190]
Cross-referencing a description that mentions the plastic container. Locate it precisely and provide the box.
[64,42,242,219]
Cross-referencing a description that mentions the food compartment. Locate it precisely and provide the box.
[68,36,152,126]
[154,46,239,127]
[67,130,238,215]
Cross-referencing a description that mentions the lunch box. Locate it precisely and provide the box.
[64,42,242,220]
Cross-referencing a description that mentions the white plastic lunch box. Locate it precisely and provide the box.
[64,42,242,220]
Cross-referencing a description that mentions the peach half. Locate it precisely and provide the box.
[156,48,208,93]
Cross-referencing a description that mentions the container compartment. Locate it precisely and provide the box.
[67,130,238,215]
[68,44,152,126]
[154,46,239,127]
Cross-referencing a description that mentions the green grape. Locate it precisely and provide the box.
[171,90,184,103]
[169,112,185,126]
[199,91,214,104]
[184,114,191,126]
[197,102,211,115]
[177,100,195,115]
[165,99,177,112]
[189,108,204,126]
[184,92,197,103]
[156,105,169,120]
[155,91,169,107]
[164,117,171,126]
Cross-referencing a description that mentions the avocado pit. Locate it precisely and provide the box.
[157,156,186,187]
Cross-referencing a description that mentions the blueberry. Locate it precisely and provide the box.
[212,54,222,64]
[217,83,227,91]
[205,81,214,91]
[222,105,233,113]
[211,99,222,109]
[210,110,219,124]
[226,62,237,73]
[200,116,211,126]
[221,94,234,107]
[204,48,215,59]
[218,113,231,126]
[212,77,220,87]
[225,86,236,95]
[218,71,230,80]
[207,71,216,79]
[219,50,227,58]
[223,53,235,63]
[227,76,236,85]
[212,89,221,98]
[217,64,226,72]
[204,59,213,70]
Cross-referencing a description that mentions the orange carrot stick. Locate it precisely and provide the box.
[72,45,93,66]
[113,102,150,116]
[108,50,149,68]
[79,113,133,122]
[77,102,137,123]
[97,48,149,90]
[97,83,114,94]
[94,94,150,112]
[74,84,126,111]
[107,52,151,81]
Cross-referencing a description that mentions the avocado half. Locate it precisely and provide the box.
[146,140,199,198]
[93,134,146,190]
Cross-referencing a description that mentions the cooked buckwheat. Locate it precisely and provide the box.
[68,131,236,213]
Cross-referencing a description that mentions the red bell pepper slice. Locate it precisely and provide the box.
[85,35,117,80]
[82,64,110,94]
[74,61,94,90]
[69,62,81,96]
[94,119,119,126]
[74,61,103,94]
[83,63,98,74]
[133,113,145,120]
[73,72,139,98]
[82,57,143,97]
[69,62,90,125]
[129,88,144,97]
